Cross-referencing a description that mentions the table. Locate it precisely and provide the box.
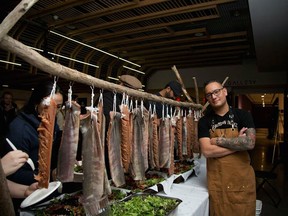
[20,157,209,216]
[158,156,209,216]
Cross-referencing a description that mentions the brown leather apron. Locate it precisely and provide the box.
[207,128,256,216]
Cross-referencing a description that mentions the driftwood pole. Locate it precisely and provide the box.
[192,77,200,104]
[171,65,194,103]
[0,35,202,109]
[0,0,202,109]
[0,0,38,41]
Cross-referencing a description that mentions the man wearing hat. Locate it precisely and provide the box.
[154,80,182,119]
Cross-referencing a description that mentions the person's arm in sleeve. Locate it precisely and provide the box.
[198,117,235,158]
[7,180,39,198]
[199,137,236,158]
[6,125,37,185]
[212,111,256,151]
[211,127,256,151]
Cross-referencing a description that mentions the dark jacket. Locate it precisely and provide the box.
[4,111,61,185]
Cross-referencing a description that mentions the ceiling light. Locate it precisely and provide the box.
[50,30,141,68]
[2,84,9,88]
[0,60,21,66]
[123,65,145,74]
[48,52,99,68]
[27,46,99,68]
[107,76,119,81]
[53,15,59,20]
[194,32,204,37]
[66,25,76,30]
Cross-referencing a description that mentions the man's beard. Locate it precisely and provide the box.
[165,92,174,99]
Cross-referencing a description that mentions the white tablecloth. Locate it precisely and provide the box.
[21,157,209,216]
[158,156,209,216]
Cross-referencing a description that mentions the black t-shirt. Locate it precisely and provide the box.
[198,107,255,139]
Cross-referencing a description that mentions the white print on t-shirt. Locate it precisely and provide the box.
[212,120,238,130]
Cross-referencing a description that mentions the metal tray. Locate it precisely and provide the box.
[110,193,182,216]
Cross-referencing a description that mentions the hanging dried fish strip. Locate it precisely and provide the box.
[120,104,132,173]
[80,112,108,215]
[168,116,176,176]
[57,101,80,182]
[107,112,125,187]
[141,108,150,172]
[159,118,171,168]
[182,116,188,156]
[186,114,194,159]
[129,108,146,180]
[97,100,111,195]
[148,114,159,170]
[176,116,183,161]
[35,98,57,188]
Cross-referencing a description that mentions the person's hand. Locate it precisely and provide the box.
[1,150,29,176]
[24,182,39,197]
[239,127,248,137]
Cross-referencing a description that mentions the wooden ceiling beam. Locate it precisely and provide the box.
[84,15,218,42]
[97,28,207,48]
[69,4,219,36]
[126,45,250,58]
[52,0,166,28]
[111,31,247,52]
[27,0,95,19]
[121,39,247,57]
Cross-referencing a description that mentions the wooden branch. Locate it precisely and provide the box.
[0,0,38,41]
[201,76,229,112]
[192,77,199,104]
[171,65,194,103]
[0,35,202,109]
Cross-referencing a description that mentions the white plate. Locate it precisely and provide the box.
[20,181,61,208]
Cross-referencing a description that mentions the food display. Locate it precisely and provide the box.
[110,194,182,216]
[74,164,83,173]
[119,173,165,192]
[33,192,84,216]
[108,189,128,203]
[25,189,128,216]
[173,160,195,183]
[26,90,199,215]
[174,160,194,175]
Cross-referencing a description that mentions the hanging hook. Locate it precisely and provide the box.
[68,84,73,108]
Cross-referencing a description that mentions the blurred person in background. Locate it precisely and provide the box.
[152,80,182,119]
[0,92,18,155]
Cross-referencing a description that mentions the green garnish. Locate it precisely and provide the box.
[110,195,178,216]
[74,165,83,173]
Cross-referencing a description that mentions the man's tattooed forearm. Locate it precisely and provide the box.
[215,128,256,151]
